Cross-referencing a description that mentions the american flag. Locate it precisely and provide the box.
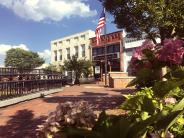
[96,9,106,45]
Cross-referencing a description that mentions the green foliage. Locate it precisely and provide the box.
[127,68,160,88]
[81,59,93,78]
[102,0,184,42]
[44,64,63,73]
[121,95,156,115]
[5,48,44,70]
[120,88,184,138]
[164,66,184,79]
[162,66,184,100]
[170,115,184,138]
[153,80,184,99]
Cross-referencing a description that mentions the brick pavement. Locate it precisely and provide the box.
[0,83,134,138]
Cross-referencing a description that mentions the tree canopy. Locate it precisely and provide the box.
[44,64,63,73]
[102,0,184,43]
[5,48,44,70]
[64,56,92,84]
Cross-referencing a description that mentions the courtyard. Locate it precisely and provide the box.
[0,83,132,138]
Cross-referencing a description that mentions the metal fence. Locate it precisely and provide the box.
[0,68,64,100]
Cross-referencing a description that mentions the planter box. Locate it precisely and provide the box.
[109,72,135,88]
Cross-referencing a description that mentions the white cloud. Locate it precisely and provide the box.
[38,49,51,64]
[0,0,96,22]
[0,44,51,67]
[0,44,29,55]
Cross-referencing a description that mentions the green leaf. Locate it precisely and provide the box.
[121,95,156,115]
[154,98,184,135]
[153,80,184,98]
[164,66,184,79]
[172,98,184,112]
[93,111,133,138]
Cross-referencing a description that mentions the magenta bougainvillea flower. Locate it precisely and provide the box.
[156,39,184,65]
[129,40,155,74]
[132,40,155,60]
[129,39,184,74]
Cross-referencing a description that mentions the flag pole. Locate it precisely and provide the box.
[104,8,108,86]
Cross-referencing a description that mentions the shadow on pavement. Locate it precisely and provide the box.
[110,88,136,94]
[81,91,109,96]
[0,109,46,138]
[43,96,124,110]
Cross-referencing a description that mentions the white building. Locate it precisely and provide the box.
[51,30,95,66]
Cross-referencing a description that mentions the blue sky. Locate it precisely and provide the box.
[0,0,119,66]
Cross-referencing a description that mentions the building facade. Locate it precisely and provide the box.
[51,30,95,66]
[90,31,146,78]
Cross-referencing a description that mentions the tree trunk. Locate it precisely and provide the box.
[74,72,80,85]
[74,77,80,85]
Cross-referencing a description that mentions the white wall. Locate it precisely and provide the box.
[51,30,95,66]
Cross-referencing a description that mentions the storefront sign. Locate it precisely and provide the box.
[93,53,119,61]
[95,66,100,74]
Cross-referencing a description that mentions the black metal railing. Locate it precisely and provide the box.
[0,68,64,101]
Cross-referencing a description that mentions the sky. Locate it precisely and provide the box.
[0,0,120,66]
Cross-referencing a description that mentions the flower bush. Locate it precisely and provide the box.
[129,40,156,75]
[129,39,184,75]
[156,39,184,66]
[37,101,97,138]
[128,39,184,88]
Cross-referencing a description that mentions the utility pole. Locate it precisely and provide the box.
[104,8,108,86]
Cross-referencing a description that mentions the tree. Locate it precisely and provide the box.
[102,0,184,44]
[5,48,44,70]
[44,64,63,73]
[81,59,93,78]
[64,56,92,84]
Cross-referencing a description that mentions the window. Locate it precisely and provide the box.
[114,45,120,52]
[107,45,114,53]
[59,41,62,46]
[54,42,57,47]
[74,37,78,41]
[97,47,104,55]
[54,50,57,61]
[59,49,62,60]
[92,48,97,56]
[93,48,105,56]
[81,35,85,40]
[81,44,85,57]
[66,48,70,59]
[74,46,78,58]
[66,39,70,44]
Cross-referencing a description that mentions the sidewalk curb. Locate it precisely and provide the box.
[0,88,63,108]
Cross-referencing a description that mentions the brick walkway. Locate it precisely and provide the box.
[0,83,133,138]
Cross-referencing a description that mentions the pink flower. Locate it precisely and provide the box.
[165,97,176,104]
[156,39,184,65]
[129,40,155,74]
[132,40,155,60]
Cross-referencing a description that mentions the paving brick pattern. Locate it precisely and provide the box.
[0,83,134,138]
